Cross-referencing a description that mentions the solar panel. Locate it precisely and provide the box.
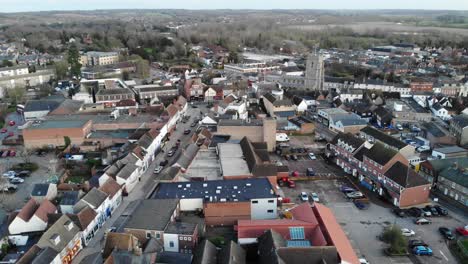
[289,227,305,240]
[287,240,311,247]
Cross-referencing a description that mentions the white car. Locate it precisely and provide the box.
[154,166,164,174]
[396,124,403,131]
[346,191,364,199]
[417,145,430,153]
[2,171,16,178]
[311,192,319,202]
[359,258,370,264]
[308,153,317,160]
[9,177,24,184]
[300,192,309,202]
[401,228,416,237]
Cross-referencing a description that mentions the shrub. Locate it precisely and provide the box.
[381,225,407,255]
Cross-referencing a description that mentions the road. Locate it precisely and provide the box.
[73,104,208,263]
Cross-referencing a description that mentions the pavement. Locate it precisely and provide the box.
[73,104,209,263]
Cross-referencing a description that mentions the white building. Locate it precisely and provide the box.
[8,199,57,235]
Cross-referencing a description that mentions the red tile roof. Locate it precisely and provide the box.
[16,199,38,222]
[75,206,97,230]
[313,203,360,264]
[34,200,57,223]
[290,203,319,225]
[166,104,179,118]
[98,178,122,199]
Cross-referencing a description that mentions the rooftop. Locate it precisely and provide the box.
[218,143,250,177]
[433,146,468,154]
[27,120,89,130]
[165,222,198,235]
[152,178,276,202]
[124,199,179,231]
[360,126,407,149]
[385,161,429,188]
[363,143,398,165]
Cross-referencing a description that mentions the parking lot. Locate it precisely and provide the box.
[272,151,344,177]
[282,179,466,264]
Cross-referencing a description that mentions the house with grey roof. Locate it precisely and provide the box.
[36,215,83,264]
[30,183,57,203]
[124,199,199,253]
[450,114,468,146]
[24,97,65,121]
[74,188,109,233]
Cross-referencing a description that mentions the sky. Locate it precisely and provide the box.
[2,0,468,12]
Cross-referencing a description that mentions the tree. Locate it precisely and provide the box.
[122,71,130,81]
[1,60,13,67]
[67,44,81,78]
[64,136,71,147]
[135,58,150,79]
[381,225,407,254]
[54,60,69,80]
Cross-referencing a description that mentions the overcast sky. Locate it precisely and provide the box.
[2,0,468,12]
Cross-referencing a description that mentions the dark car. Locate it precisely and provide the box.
[407,207,423,217]
[392,208,405,217]
[438,227,455,240]
[167,150,176,157]
[354,200,368,210]
[408,240,429,248]
[160,160,169,167]
[184,129,191,135]
[425,205,439,216]
[306,168,315,176]
[191,105,198,108]
[17,170,31,177]
[283,155,290,161]
[434,205,448,216]
[340,186,356,193]
[190,123,197,127]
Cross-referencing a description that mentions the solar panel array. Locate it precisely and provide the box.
[287,240,311,247]
[289,227,305,240]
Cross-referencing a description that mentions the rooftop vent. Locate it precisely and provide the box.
[233,186,238,189]
[216,190,221,194]
[177,185,182,188]
[220,198,227,202]
[203,183,208,187]
[217,186,222,190]
[246,183,252,187]
[186,184,191,188]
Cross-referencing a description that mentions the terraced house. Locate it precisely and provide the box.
[329,133,430,208]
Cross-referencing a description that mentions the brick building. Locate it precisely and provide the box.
[216,119,276,151]
[23,120,92,149]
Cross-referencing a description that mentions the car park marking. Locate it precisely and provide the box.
[439,250,448,261]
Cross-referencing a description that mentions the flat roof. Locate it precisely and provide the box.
[27,120,88,130]
[88,129,135,139]
[218,143,250,177]
[182,149,221,181]
[152,178,276,202]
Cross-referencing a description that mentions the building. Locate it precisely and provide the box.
[23,120,92,149]
[23,97,65,120]
[133,84,179,103]
[431,146,468,159]
[152,178,277,226]
[224,63,280,74]
[73,188,110,242]
[95,88,135,106]
[421,122,457,148]
[59,191,82,214]
[410,80,433,93]
[373,106,392,127]
[216,119,276,152]
[262,93,296,119]
[330,133,430,207]
[30,183,57,202]
[0,65,29,77]
[286,116,315,134]
[359,126,415,157]
[36,215,83,264]
[0,67,56,96]
[238,203,359,264]
[450,114,468,146]
[80,51,119,66]
[124,199,199,254]
[318,108,367,134]
[8,199,57,235]
[184,78,206,101]
[420,158,468,208]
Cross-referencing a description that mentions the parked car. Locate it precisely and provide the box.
[310,192,319,202]
[291,171,299,177]
[287,180,296,188]
[414,218,432,225]
[359,258,370,264]
[417,145,430,152]
[291,155,298,161]
[392,208,405,217]
[308,153,317,160]
[167,150,176,157]
[396,123,403,131]
[354,200,368,210]
[438,227,455,240]
[456,225,468,236]
[2,185,17,192]
[412,246,433,256]
[424,205,439,216]
[159,160,169,167]
[6,132,13,138]
[340,186,356,193]
[9,150,15,157]
[300,192,309,202]
[17,170,31,177]
[283,155,290,161]
[434,205,448,216]
[306,168,315,176]
[2,171,16,178]
[0,128,7,133]
[8,120,15,126]
[406,207,423,217]
[9,177,24,184]
[346,191,364,199]
[408,239,428,248]
[190,123,197,127]
[154,166,164,174]
[401,228,416,237]
[191,105,198,108]
[184,129,191,135]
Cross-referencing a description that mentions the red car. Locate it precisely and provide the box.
[6,132,14,138]
[291,171,300,177]
[0,128,6,133]
[456,226,468,236]
[8,120,15,126]
[9,150,16,157]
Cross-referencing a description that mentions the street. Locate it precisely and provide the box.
[73,104,208,263]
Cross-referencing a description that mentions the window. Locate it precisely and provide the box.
[188,237,192,241]
[268,200,274,203]
[251,200,258,204]
[156,233,161,239]
[179,237,183,241]
[170,241,174,248]
[146,232,151,239]
[267,210,274,213]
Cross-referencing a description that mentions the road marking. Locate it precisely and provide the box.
[439,250,448,261]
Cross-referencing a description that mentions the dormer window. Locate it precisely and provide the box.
[64,221,74,231]
[50,234,61,245]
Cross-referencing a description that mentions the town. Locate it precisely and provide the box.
[0,7,467,264]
